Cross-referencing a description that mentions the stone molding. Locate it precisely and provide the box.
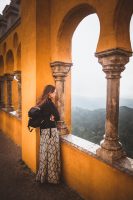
[51,61,72,81]
[95,48,132,58]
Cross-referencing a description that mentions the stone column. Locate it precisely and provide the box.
[51,61,72,134]
[5,73,14,112]
[95,49,131,163]
[0,75,5,108]
[14,70,21,117]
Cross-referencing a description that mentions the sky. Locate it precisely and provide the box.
[0,1,133,99]
[72,14,133,99]
[0,0,11,14]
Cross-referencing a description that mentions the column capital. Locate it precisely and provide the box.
[4,73,14,81]
[13,70,21,81]
[50,61,72,81]
[95,48,132,79]
[0,75,5,82]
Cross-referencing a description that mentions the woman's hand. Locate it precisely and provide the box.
[50,115,55,121]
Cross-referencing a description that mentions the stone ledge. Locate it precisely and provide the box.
[0,108,21,121]
[60,134,133,176]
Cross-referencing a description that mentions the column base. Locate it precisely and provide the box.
[96,146,126,163]
[57,121,69,135]
[6,106,14,112]
[16,110,21,118]
[0,103,5,108]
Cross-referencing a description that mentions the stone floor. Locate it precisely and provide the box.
[0,131,83,200]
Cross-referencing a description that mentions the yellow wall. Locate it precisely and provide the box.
[0,26,21,73]
[61,141,133,200]
[0,0,133,179]
[0,110,21,146]
[20,0,37,173]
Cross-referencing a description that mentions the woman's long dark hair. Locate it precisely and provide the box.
[36,84,55,106]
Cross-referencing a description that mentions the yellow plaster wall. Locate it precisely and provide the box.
[61,142,133,200]
[0,26,21,73]
[0,0,133,178]
[0,110,21,146]
[21,0,37,173]
[49,0,133,131]
[50,0,132,60]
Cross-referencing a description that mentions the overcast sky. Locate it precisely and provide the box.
[0,1,133,99]
[0,0,10,14]
[72,14,133,99]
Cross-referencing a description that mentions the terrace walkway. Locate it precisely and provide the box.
[0,131,83,200]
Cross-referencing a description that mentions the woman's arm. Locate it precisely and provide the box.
[49,101,60,121]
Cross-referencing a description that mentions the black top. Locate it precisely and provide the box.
[39,98,60,130]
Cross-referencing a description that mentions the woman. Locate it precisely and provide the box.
[35,84,61,184]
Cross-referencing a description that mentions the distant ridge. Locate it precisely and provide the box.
[72,95,133,110]
[72,106,133,159]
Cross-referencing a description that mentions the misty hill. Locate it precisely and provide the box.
[72,95,133,110]
[72,106,133,159]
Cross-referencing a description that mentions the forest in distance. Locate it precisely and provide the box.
[72,97,133,159]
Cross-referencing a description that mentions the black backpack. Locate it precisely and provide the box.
[27,106,44,132]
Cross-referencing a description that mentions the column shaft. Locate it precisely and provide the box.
[5,74,14,111]
[14,70,21,117]
[0,76,5,108]
[95,49,131,162]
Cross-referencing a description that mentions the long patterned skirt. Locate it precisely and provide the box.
[35,128,61,184]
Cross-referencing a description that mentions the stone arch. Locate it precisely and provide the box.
[0,55,4,75]
[13,32,19,49]
[56,3,99,62]
[54,3,100,128]
[113,0,133,52]
[6,50,14,73]
[16,43,21,70]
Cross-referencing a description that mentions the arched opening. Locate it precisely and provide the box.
[57,4,96,62]
[0,55,4,75]
[5,50,14,110]
[6,50,14,73]
[13,32,19,49]
[16,43,21,70]
[71,14,106,144]
[12,43,21,112]
[56,4,100,130]
[2,42,6,55]
[118,15,133,159]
